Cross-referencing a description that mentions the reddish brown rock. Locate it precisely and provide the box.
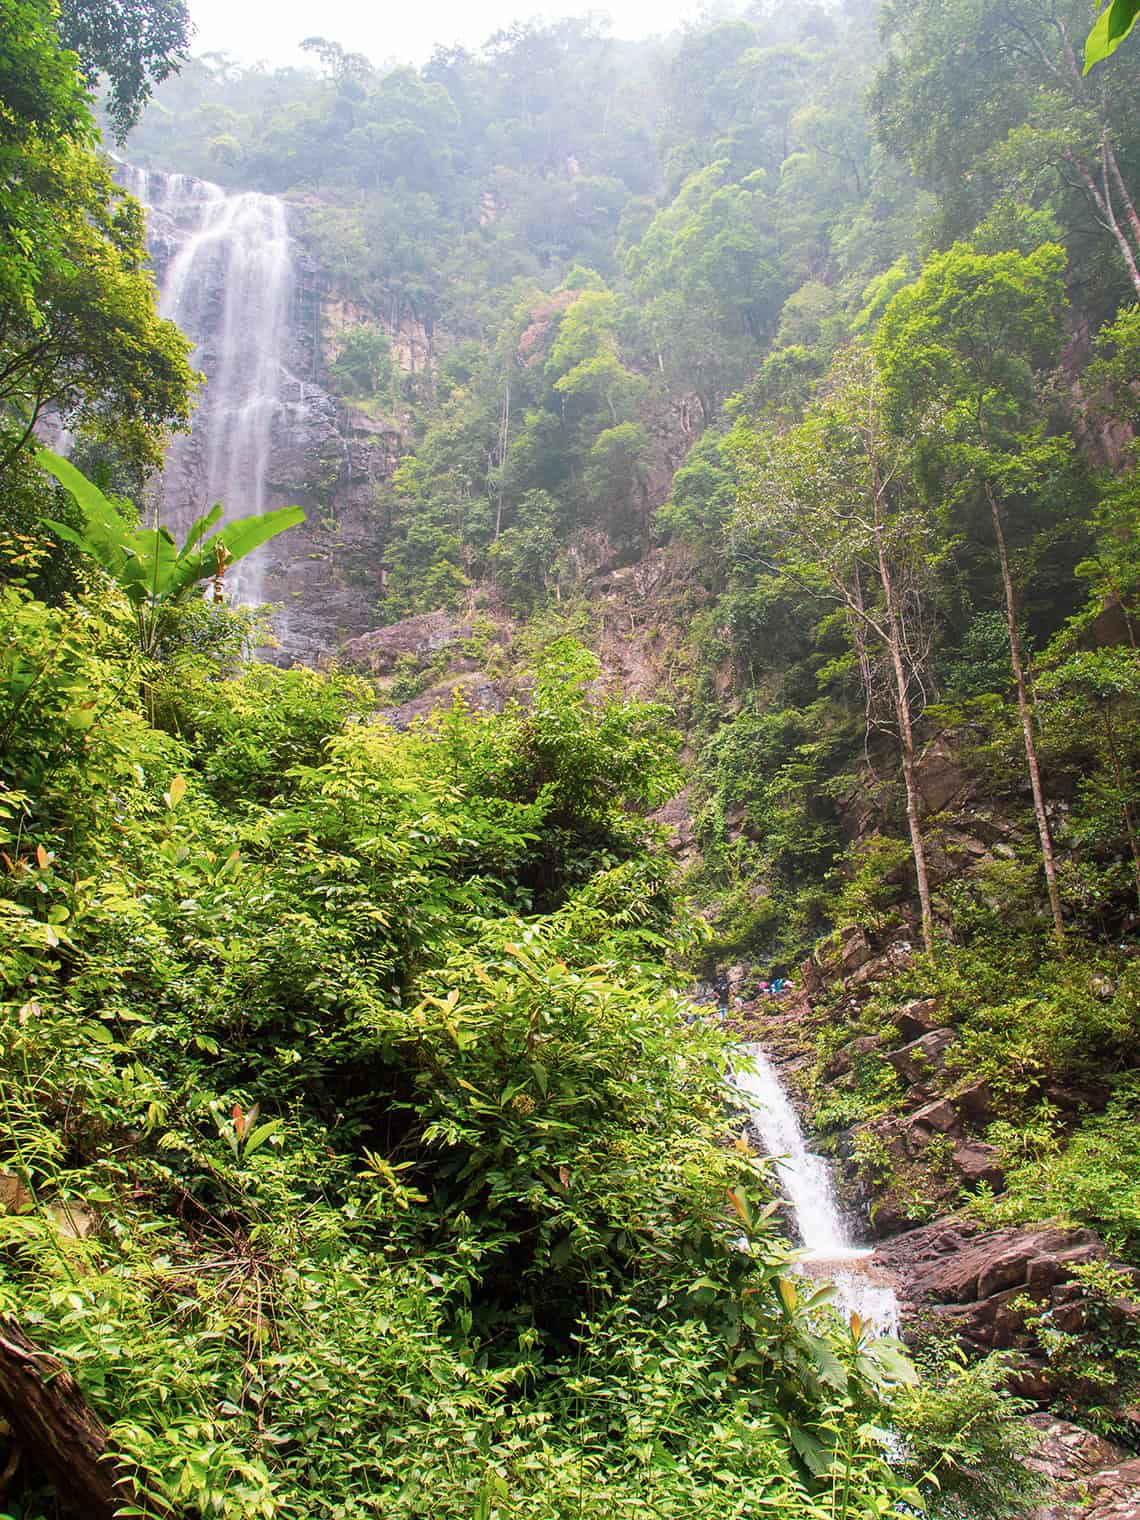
[952,1140,1005,1190]
[893,996,944,1041]
[806,926,872,993]
[885,1028,956,1086]
[950,1077,995,1124]
[1026,1414,1140,1520]
[907,1098,960,1136]
[869,1219,1108,1352]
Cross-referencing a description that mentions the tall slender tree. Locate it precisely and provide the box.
[734,345,939,954]
[875,242,1071,946]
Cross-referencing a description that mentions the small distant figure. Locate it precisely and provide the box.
[715,967,729,1020]
[771,976,788,995]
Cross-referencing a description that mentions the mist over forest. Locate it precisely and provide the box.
[4,0,1140,1514]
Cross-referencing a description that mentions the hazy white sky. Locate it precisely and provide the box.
[188,0,721,70]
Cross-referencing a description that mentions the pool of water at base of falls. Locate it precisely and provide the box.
[732,1041,900,1337]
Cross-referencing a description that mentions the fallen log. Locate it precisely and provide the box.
[0,1317,165,1518]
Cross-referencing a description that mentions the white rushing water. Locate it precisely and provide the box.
[734,1041,899,1334]
[119,165,298,605]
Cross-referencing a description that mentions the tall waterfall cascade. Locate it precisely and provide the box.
[735,1042,899,1333]
[108,163,402,658]
[117,165,319,613]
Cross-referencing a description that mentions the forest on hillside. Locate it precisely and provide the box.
[4,0,1140,1514]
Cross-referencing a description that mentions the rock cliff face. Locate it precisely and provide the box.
[119,164,400,660]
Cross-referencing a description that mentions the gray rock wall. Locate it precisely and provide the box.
[121,163,400,660]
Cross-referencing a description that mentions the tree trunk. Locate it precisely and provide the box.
[1057,17,1140,293]
[1105,139,1140,263]
[0,1317,166,1519]
[1067,149,1140,300]
[986,482,1066,947]
[876,530,935,956]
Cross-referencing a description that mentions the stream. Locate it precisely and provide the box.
[734,1042,899,1334]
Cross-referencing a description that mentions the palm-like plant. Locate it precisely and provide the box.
[38,448,304,653]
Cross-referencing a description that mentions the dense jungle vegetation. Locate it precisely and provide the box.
[4,0,1140,1512]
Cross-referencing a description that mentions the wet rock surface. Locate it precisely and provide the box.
[870,1217,1110,1350]
[1025,1415,1140,1519]
[120,163,402,662]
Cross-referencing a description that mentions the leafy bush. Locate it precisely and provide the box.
[973,1075,1140,1252]
[1,592,937,1517]
[891,1340,1042,1519]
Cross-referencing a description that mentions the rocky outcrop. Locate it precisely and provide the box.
[1026,1415,1140,1520]
[379,674,508,731]
[872,1217,1108,1343]
[335,609,514,727]
[341,612,482,675]
[913,734,975,814]
[870,1216,1140,1435]
[801,924,916,1000]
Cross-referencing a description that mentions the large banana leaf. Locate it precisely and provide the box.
[38,448,305,609]
[181,502,226,554]
[40,451,141,590]
[169,505,307,602]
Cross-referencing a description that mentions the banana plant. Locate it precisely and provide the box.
[38,448,305,653]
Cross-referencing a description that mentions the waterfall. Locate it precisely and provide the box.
[121,165,300,606]
[735,1042,898,1333]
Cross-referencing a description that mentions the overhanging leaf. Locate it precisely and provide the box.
[1084,0,1140,70]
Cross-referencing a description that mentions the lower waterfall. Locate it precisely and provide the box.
[735,1041,899,1334]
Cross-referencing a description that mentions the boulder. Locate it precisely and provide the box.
[0,1171,30,1212]
[1026,1414,1140,1520]
[907,1098,960,1138]
[952,1141,1005,1191]
[651,787,697,860]
[914,734,972,814]
[848,949,911,987]
[893,996,944,1041]
[950,1077,995,1124]
[885,1028,956,1086]
[813,925,872,984]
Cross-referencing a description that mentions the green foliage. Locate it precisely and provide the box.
[328,322,394,399]
[0,577,937,1516]
[1085,0,1140,69]
[59,0,192,139]
[116,0,926,608]
[12,4,1140,1503]
[0,1,197,513]
[38,449,305,652]
[871,0,1140,300]
[831,836,914,936]
[891,1340,1042,1517]
[657,429,736,550]
[975,1075,1140,1252]
[1016,1259,1140,1442]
